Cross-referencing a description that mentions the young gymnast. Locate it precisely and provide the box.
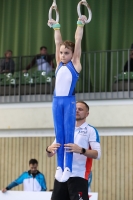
[48,15,87,182]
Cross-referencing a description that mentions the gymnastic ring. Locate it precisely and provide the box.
[48,0,59,23]
[77,0,92,23]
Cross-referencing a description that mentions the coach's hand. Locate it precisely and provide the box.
[1,188,7,193]
[48,143,61,153]
[64,143,82,154]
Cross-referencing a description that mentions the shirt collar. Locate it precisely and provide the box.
[75,122,88,130]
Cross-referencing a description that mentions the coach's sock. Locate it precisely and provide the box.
[55,167,63,182]
[60,167,71,182]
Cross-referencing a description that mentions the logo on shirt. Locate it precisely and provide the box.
[78,127,87,136]
[78,192,83,200]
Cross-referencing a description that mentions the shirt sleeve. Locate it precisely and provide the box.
[26,56,36,70]
[10,59,15,73]
[41,174,47,191]
[89,126,100,143]
[6,173,25,190]
[88,126,101,159]
[90,141,101,160]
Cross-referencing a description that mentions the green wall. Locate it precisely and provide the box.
[0,0,132,56]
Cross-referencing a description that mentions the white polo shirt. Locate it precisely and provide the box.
[53,122,101,180]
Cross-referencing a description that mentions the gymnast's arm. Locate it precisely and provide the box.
[48,19,62,67]
[72,15,87,73]
[54,29,62,67]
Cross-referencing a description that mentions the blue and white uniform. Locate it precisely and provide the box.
[6,171,47,191]
[52,61,79,172]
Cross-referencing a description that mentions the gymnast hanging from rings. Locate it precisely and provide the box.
[48,0,92,182]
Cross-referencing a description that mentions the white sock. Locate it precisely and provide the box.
[60,167,71,182]
[55,167,63,182]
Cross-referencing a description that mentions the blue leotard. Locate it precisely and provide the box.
[52,61,79,172]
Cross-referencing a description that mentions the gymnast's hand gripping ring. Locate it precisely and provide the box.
[77,0,92,23]
[48,0,59,24]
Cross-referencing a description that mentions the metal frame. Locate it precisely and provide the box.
[77,0,92,23]
[0,49,132,103]
[48,0,59,24]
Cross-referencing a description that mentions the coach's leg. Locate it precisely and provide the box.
[51,179,70,200]
[68,177,89,200]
